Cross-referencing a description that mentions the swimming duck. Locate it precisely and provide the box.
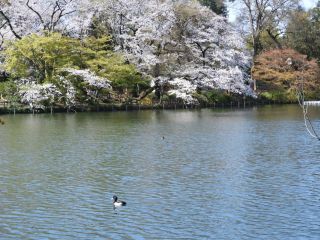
[112,195,126,210]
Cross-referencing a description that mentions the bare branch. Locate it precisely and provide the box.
[49,3,60,30]
[50,1,76,31]
[0,32,4,49]
[0,10,21,39]
[26,0,45,26]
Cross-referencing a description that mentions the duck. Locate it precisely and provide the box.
[112,195,126,210]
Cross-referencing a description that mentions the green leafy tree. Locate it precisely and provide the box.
[82,37,149,96]
[4,33,81,82]
[0,80,19,102]
[286,4,320,62]
[2,33,149,102]
[198,0,227,16]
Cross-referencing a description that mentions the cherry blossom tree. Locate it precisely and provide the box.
[16,69,112,109]
[17,78,61,109]
[100,0,254,103]
[61,68,112,104]
[1,0,255,105]
[0,0,98,39]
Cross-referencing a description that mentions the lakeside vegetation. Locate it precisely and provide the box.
[0,0,319,113]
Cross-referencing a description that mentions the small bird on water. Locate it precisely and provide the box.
[112,195,126,211]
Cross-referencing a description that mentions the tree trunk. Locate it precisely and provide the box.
[136,86,155,100]
[253,35,263,57]
[266,29,282,49]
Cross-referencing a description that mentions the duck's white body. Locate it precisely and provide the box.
[114,201,125,207]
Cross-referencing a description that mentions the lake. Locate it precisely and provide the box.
[0,105,320,239]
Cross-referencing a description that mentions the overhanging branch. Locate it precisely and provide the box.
[0,10,21,39]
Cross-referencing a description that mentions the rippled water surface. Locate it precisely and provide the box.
[1,105,320,239]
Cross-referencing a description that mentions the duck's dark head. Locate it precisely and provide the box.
[112,195,118,202]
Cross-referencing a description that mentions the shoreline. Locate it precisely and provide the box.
[0,100,298,115]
